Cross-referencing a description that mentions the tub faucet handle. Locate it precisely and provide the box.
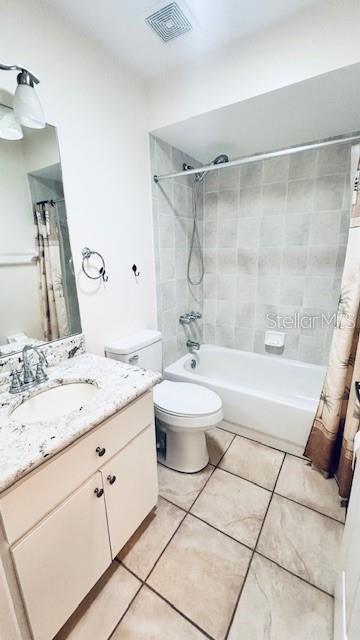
[179,313,192,325]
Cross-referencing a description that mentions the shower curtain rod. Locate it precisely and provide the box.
[153,135,360,183]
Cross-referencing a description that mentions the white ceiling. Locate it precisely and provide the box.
[49,0,319,78]
[151,63,360,163]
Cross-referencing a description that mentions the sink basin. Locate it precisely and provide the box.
[11,383,98,423]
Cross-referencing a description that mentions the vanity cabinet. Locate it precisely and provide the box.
[102,425,158,557]
[11,473,111,640]
[0,391,158,640]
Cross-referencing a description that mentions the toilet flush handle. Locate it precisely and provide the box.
[129,354,139,365]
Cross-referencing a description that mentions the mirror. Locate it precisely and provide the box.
[0,103,81,358]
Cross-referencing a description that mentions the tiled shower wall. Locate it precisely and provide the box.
[151,136,352,367]
[151,135,204,366]
[203,143,352,364]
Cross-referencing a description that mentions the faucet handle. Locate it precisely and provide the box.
[9,370,22,395]
[190,310,202,320]
[35,362,48,383]
[179,313,191,325]
[39,349,48,366]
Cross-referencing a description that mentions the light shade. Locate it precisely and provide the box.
[0,108,23,140]
[14,83,45,129]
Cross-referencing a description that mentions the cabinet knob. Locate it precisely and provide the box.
[94,488,104,498]
[107,474,116,485]
[96,446,106,457]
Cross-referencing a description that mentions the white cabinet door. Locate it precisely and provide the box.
[11,472,111,640]
[101,425,158,557]
[334,458,360,640]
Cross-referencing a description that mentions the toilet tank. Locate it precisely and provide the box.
[104,330,162,372]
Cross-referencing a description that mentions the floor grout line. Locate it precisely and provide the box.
[146,584,216,640]
[158,493,338,600]
[109,428,340,639]
[253,550,335,598]
[224,453,286,639]
[273,489,346,524]
[107,576,143,640]
[158,494,254,553]
[108,434,239,639]
[216,461,279,493]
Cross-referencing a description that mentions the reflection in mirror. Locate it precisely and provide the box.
[0,104,81,358]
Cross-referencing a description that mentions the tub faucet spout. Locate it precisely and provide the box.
[187,340,200,351]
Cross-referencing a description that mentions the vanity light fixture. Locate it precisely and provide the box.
[0,63,45,131]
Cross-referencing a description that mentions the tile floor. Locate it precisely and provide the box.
[57,423,345,640]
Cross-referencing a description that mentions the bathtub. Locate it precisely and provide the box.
[164,344,326,449]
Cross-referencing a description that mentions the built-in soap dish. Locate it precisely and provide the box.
[265,331,285,354]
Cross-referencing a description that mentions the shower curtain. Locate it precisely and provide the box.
[305,145,360,502]
[34,202,69,341]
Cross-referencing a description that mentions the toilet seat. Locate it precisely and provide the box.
[154,381,223,430]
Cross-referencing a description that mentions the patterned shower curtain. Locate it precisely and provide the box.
[34,202,69,341]
[305,146,360,501]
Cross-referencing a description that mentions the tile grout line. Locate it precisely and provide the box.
[109,433,238,639]
[273,489,346,525]
[112,431,341,639]
[253,550,335,599]
[224,452,287,640]
[217,430,345,522]
[111,562,217,640]
[216,460,345,524]
[159,493,254,553]
[106,577,143,640]
[113,518,214,640]
[146,584,216,640]
[158,491,339,599]
[141,432,237,583]
[217,459,280,493]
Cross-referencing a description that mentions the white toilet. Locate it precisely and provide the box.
[105,330,223,473]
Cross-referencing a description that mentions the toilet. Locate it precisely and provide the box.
[104,330,223,473]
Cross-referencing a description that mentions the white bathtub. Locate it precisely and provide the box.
[164,344,326,449]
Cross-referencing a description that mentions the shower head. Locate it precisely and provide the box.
[213,154,229,165]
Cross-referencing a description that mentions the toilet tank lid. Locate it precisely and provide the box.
[105,330,162,355]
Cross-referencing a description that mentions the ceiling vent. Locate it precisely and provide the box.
[146,2,192,42]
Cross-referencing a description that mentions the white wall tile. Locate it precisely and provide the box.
[152,136,351,367]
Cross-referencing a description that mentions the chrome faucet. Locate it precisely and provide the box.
[9,345,48,394]
[186,339,200,351]
[179,310,202,325]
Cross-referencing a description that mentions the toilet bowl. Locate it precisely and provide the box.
[154,380,223,472]
[104,330,223,473]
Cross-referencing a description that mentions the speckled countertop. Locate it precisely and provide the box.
[0,353,161,493]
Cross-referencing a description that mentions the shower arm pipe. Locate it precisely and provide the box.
[153,135,360,183]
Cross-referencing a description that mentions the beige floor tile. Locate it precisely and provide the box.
[147,514,251,640]
[118,497,185,579]
[228,554,333,640]
[275,455,346,522]
[191,468,271,548]
[219,436,285,490]
[257,494,343,593]
[56,563,140,640]
[111,585,206,639]
[206,428,235,465]
[157,463,214,510]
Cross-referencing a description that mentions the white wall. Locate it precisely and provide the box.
[0,0,156,355]
[148,0,360,131]
[22,126,60,174]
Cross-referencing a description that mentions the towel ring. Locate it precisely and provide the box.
[81,247,108,282]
